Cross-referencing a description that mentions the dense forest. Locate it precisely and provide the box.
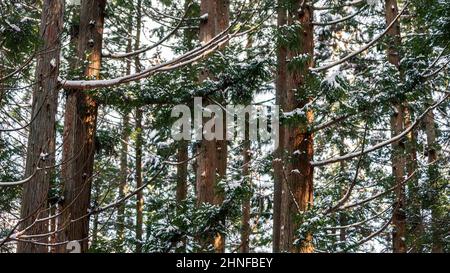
[0,0,448,253]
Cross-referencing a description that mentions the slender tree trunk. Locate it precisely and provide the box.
[338,144,347,247]
[240,35,253,253]
[116,12,133,253]
[17,0,64,253]
[176,141,188,205]
[404,107,424,252]
[0,54,4,106]
[175,140,188,252]
[214,113,227,253]
[279,1,315,253]
[135,108,144,253]
[385,0,407,253]
[272,0,287,253]
[240,138,251,253]
[116,114,130,251]
[59,0,106,253]
[91,179,100,249]
[174,1,198,253]
[424,108,444,253]
[134,0,144,254]
[196,0,229,252]
[213,0,229,254]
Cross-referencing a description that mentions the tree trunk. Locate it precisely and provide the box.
[116,114,130,252]
[338,145,348,248]
[385,0,407,253]
[240,138,251,253]
[17,0,64,253]
[91,178,100,249]
[175,140,188,252]
[176,141,188,205]
[214,113,227,253]
[134,0,144,254]
[135,108,144,253]
[59,0,106,253]
[424,108,444,253]
[196,0,229,253]
[272,0,287,253]
[116,12,133,253]
[279,1,315,253]
[404,106,424,252]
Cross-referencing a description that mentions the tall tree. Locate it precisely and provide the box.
[384,0,407,253]
[134,0,144,254]
[279,0,315,253]
[196,0,229,253]
[404,107,424,253]
[116,114,130,251]
[116,6,134,253]
[59,0,106,253]
[424,107,444,253]
[17,0,64,253]
[239,35,254,253]
[272,0,287,253]
[240,138,251,253]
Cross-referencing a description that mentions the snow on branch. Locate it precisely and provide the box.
[60,11,265,91]
[310,1,410,73]
[0,169,38,186]
[102,4,192,59]
[312,5,367,26]
[61,33,232,89]
[311,92,449,167]
[313,0,366,10]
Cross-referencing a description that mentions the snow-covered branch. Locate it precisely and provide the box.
[312,5,367,26]
[311,1,409,73]
[311,92,449,167]
[102,4,192,59]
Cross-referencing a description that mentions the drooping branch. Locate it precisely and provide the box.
[324,122,369,214]
[102,4,192,59]
[311,93,449,167]
[0,52,35,82]
[313,0,366,10]
[312,5,367,26]
[338,170,417,211]
[325,205,392,230]
[60,24,235,90]
[311,1,409,72]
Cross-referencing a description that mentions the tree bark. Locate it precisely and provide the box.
[338,144,348,248]
[279,1,315,253]
[116,114,130,252]
[59,0,106,253]
[116,12,133,253]
[196,0,229,253]
[135,108,144,253]
[134,0,144,254]
[404,106,424,252]
[17,0,64,253]
[176,141,188,205]
[175,140,188,252]
[272,1,287,253]
[385,0,407,253]
[424,108,444,253]
[240,35,253,253]
[240,138,251,253]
